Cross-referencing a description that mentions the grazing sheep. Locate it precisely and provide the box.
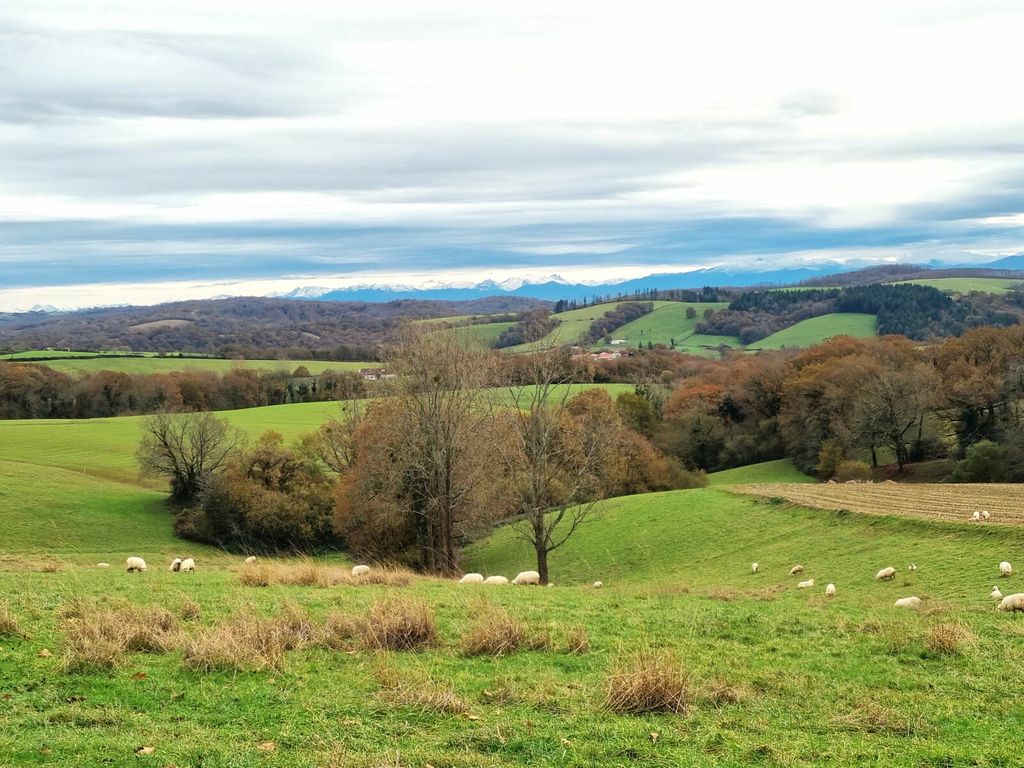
[593,581,603,588]
[971,511,981,522]
[875,567,897,582]
[997,593,1024,612]
[458,573,484,584]
[483,575,509,585]
[825,583,836,597]
[351,565,371,577]
[797,579,815,589]
[169,558,182,572]
[991,585,1004,600]
[125,557,147,573]
[512,570,541,586]
[894,596,922,609]
[180,557,195,573]
[826,479,837,484]
[908,563,918,572]
[751,562,759,574]
[982,510,991,521]
[96,563,110,569]
[789,565,804,576]
[1000,561,1013,577]
[244,556,257,564]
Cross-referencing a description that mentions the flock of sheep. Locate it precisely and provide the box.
[761,558,1024,612]
[457,570,541,586]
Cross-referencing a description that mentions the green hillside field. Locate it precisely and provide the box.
[592,301,730,348]
[2,478,1024,764]
[706,458,814,485]
[746,313,877,351]
[890,277,1024,294]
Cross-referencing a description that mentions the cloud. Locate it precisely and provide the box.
[1,1,1023,304]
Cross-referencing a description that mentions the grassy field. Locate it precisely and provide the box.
[592,302,729,348]
[707,458,814,486]
[3,483,1024,765]
[504,303,638,352]
[451,321,516,346]
[746,313,877,351]
[890,277,1024,294]
[3,349,161,360]
[16,356,378,375]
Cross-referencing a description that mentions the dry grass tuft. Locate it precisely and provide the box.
[835,699,924,736]
[0,601,23,637]
[180,597,202,621]
[38,561,60,573]
[375,660,467,714]
[605,649,688,715]
[274,603,321,650]
[182,613,290,672]
[364,597,437,651]
[701,679,749,707]
[318,611,366,650]
[60,603,179,671]
[563,625,590,655]
[238,562,417,589]
[461,607,523,656]
[924,621,976,656]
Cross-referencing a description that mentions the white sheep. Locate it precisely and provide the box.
[789,565,804,576]
[169,558,182,572]
[971,511,981,522]
[997,593,1024,612]
[990,585,1003,600]
[96,563,110,569]
[825,583,836,597]
[907,563,918,572]
[593,581,603,588]
[981,510,991,521]
[458,573,484,584]
[1000,561,1013,577]
[351,564,371,577]
[875,567,897,582]
[751,562,759,574]
[244,556,257,564]
[126,556,147,573]
[483,575,509,585]
[180,557,195,573]
[512,570,541,585]
[797,579,815,589]
[894,596,922,609]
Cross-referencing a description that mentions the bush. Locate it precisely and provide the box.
[950,440,1007,483]
[834,460,872,482]
[816,439,845,480]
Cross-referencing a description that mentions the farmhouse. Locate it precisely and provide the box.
[359,367,396,381]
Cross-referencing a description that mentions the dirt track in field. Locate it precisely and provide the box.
[736,482,1024,526]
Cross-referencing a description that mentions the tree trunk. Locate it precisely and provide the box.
[532,513,549,585]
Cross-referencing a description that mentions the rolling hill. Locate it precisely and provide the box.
[745,313,878,351]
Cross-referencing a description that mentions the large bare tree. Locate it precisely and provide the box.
[495,347,610,584]
[137,411,244,502]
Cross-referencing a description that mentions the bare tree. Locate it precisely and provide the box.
[852,365,933,471]
[300,402,364,474]
[495,347,609,584]
[137,411,244,502]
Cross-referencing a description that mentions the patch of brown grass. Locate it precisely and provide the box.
[238,563,272,587]
[182,613,290,672]
[180,597,202,621]
[700,679,749,707]
[461,607,523,656]
[364,597,436,651]
[374,660,467,714]
[60,603,179,671]
[0,601,23,637]
[924,621,976,656]
[835,699,924,736]
[605,649,688,715]
[318,611,365,650]
[563,625,590,655]
[38,561,60,573]
[238,562,417,588]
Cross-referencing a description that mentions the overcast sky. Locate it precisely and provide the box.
[2,0,1024,310]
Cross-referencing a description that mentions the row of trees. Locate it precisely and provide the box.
[0,365,369,419]
[138,331,701,580]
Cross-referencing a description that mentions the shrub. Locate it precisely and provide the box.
[816,439,845,480]
[605,649,688,714]
[834,460,872,482]
[950,440,1007,483]
[364,598,437,651]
